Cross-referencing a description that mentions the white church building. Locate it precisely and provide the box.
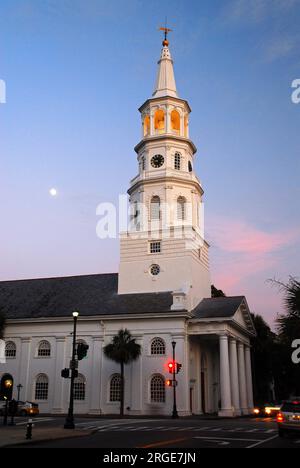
[0,34,256,417]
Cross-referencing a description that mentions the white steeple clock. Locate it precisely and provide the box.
[118,32,211,310]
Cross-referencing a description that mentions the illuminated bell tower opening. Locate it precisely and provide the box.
[118,31,211,310]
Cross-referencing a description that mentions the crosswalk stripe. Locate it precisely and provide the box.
[177,427,194,431]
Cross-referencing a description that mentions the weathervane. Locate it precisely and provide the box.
[158,21,173,47]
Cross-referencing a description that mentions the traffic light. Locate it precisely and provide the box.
[77,342,89,360]
[176,363,182,374]
[0,373,13,400]
[168,361,175,374]
[61,368,70,379]
[166,379,172,387]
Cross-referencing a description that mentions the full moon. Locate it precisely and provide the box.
[49,188,57,197]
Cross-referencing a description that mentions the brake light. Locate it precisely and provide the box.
[292,401,300,405]
[277,412,284,422]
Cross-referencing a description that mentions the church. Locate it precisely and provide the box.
[0,34,256,417]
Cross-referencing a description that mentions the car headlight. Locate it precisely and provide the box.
[253,408,260,414]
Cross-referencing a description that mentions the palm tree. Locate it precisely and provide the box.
[268,276,300,322]
[103,329,141,417]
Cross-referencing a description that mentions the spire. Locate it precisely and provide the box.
[152,28,178,98]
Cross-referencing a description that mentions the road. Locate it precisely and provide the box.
[9,416,300,449]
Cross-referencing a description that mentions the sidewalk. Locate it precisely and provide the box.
[0,424,92,448]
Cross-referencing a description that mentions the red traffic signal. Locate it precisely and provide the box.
[168,361,175,373]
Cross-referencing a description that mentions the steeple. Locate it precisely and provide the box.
[152,28,177,98]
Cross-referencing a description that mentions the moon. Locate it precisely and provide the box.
[49,188,58,197]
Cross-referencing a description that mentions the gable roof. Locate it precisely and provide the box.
[192,296,245,319]
[191,296,256,335]
[0,273,174,319]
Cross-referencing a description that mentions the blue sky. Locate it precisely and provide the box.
[0,0,299,327]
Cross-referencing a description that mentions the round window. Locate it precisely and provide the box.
[150,264,160,276]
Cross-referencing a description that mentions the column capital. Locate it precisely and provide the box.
[219,334,229,341]
[21,337,31,343]
[229,337,237,344]
[91,336,104,342]
[55,336,66,343]
[237,341,244,349]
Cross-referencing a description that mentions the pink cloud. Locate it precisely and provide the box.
[208,217,299,254]
[207,215,300,291]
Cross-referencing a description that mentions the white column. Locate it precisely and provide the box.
[130,336,143,415]
[18,338,31,401]
[237,342,248,415]
[89,336,103,414]
[218,335,233,417]
[166,106,170,133]
[150,110,154,135]
[245,345,254,411]
[229,338,241,416]
[52,337,66,413]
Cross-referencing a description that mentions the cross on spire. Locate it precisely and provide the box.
[159,26,173,47]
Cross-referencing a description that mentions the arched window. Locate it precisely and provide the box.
[143,115,150,136]
[110,374,121,402]
[74,374,86,401]
[150,374,165,403]
[5,341,16,358]
[154,109,165,133]
[174,152,181,170]
[151,337,166,355]
[188,161,193,172]
[150,196,160,220]
[177,196,186,221]
[37,340,51,357]
[171,109,180,133]
[35,374,49,400]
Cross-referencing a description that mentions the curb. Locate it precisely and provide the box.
[1,429,94,448]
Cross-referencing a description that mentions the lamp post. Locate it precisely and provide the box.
[17,384,23,402]
[64,311,79,429]
[171,341,178,419]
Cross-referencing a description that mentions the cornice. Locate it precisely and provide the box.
[138,96,192,114]
[134,134,197,155]
[128,175,204,196]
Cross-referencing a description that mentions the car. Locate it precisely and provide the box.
[17,401,39,417]
[0,400,39,417]
[252,402,281,417]
[277,399,300,437]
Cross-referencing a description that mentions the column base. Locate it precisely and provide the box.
[241,408,249,415]
[52,408,64,414]
[88,409,102,415]
[233,409,241,417]
[218,408,235,417]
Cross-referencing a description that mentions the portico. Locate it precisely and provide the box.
[188,296,256,417]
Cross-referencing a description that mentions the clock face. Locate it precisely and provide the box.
[151,154,164,168]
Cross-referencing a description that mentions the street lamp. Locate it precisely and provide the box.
[171,341,178,419]
[64,311,79,429]
[17,384,23,402]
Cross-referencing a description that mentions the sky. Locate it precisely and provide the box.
[0,0,299,328]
